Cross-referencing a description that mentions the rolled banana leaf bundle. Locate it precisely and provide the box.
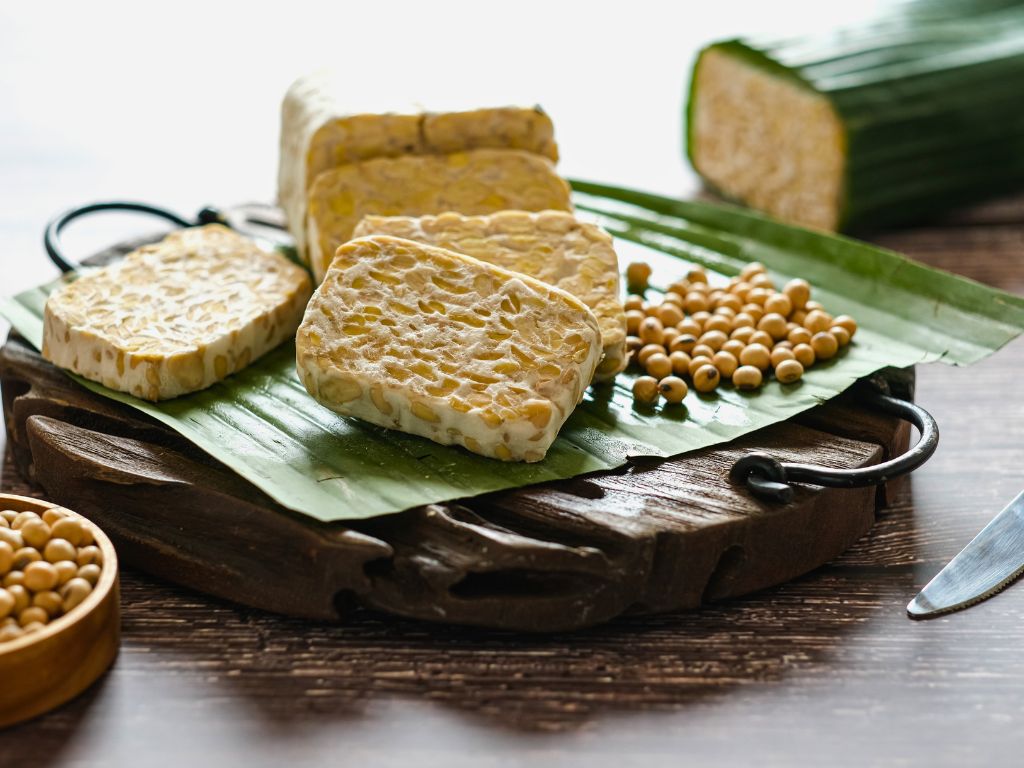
[687,0,1024,231]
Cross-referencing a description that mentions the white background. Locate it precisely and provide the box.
[0,0,882,291]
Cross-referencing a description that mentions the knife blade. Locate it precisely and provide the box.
[908,490,1024,618]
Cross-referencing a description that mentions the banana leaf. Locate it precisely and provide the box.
[3,183,1023,522]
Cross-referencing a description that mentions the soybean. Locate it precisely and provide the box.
[658,377,689,404]
[632,376,660,405]
[622,261,857,408]
[645,353,673,380]
[775,359,805,384]
[0,509,102,646]
[811,332,839,361]
[692,364,721,393]
[733,366,764,390]
[625,261,652,290]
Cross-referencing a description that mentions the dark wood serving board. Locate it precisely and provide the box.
[0,232,911,631]
[0,330,911,632]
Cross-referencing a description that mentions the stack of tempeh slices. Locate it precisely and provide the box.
[42,72,628,464]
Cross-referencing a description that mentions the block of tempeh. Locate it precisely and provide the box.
[306,148,572,283]
[295,236,601,462]
[354,210,627,379]
[278,71,559,261]
[42,225,312,401]
[687,2,1024,231]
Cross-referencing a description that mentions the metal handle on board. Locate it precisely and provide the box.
[43,201,290,273]
[729,375,939,503]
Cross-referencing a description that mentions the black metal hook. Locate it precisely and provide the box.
[729,376,939,503]
[43,202,229,274]
[43,201,290,274]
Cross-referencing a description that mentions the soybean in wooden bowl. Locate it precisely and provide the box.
[0,493,119,728]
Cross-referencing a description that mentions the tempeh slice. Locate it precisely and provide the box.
[295,236,601,462]
[42,225,312,401]
[354,210,626,379]
[306,148,572,283]
[278,71,558,261]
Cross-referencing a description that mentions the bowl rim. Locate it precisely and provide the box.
[0,492,118,657]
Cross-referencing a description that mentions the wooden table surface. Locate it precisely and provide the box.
[2,4,1023,762]
[0,196,1021,766]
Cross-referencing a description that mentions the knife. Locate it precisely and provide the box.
[908,490,1024,618]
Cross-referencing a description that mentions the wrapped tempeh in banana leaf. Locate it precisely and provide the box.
[687,0,1024,231]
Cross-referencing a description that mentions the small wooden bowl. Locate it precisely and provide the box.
[0,493,120,728]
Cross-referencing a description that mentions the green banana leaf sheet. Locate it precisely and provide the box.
[3,182,1023,522]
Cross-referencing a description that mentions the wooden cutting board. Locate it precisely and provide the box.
[0,237,911,632]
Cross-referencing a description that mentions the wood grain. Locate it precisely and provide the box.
[1,196,1023,766]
